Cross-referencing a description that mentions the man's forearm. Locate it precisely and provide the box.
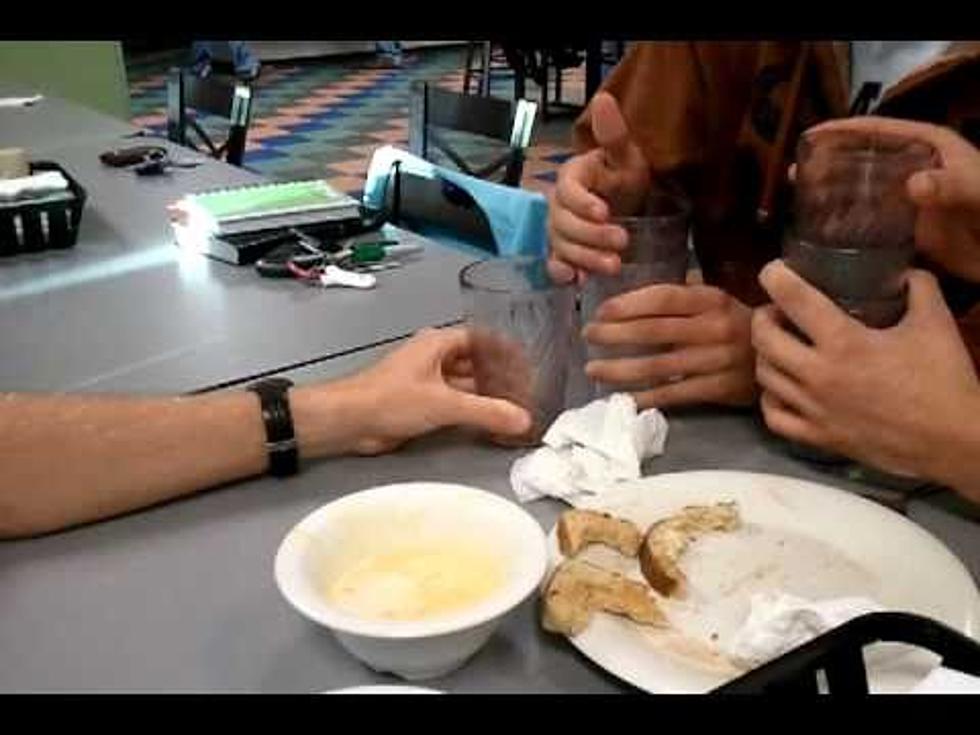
[0,391,269,538]
[0,382,368,539]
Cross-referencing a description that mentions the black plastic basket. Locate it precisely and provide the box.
[0,161,87,256]
[713,611,980,694]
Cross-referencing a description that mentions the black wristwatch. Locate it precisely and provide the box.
[248,378,299,477]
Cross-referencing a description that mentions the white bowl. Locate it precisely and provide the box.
[322,685,443,694]
[275,482,548,681]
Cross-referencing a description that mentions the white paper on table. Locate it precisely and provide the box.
[0,95,43,108]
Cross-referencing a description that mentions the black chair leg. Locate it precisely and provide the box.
[554,57,563,106]
[514,64,526,101]
[585,41,603,102]
[463,43,476,95]
[480,42,492,97]
[503,44,527,101]
[540,53,550,121]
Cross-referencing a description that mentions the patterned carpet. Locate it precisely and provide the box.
[125,46,585,199]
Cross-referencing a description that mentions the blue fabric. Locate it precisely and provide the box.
[362,146,549,259]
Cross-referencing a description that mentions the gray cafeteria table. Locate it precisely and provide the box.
[0,132,474,393]
[1,342,977,693]
[0,82,137,149]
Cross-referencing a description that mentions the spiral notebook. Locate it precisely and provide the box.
[173,179,360,237]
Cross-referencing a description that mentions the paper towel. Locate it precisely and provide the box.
[909,665,980,694]
[510,393,668,506]
[726,591,884,669]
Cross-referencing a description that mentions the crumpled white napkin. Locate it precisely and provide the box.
[909,666,980,694]
[509,393,668,506]
[726,592,980,693]
[725,591,884,669]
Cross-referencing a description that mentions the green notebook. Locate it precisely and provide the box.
[178,179,360,235]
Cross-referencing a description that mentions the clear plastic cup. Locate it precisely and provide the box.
[460,257,577,445]
[781,128,939,465]
[785,128,939,329]
[580,188,691,396]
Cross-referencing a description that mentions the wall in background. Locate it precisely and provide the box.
[0,41,130,119]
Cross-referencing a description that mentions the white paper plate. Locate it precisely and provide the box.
[546,470,980,694]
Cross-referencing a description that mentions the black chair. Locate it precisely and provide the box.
[462,42,515,97]
[537,46,586,121]
[408,80,537,188]
[501,43,622,121]
[714,612,980,694]
[166,67,254,167]
[379,163,499,255]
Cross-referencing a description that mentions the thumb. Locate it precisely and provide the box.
[437,388,533,438]
[903,269,951,326]
[908,167,980,210]
[590,92,635,170]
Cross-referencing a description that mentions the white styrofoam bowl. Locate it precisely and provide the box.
[322,685,443,694]
[275,482,547,680]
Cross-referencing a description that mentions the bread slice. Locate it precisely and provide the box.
[638,502,741,597]
[541,559,666,636]
[557,508,643,558]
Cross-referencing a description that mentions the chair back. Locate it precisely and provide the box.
[408,80,536,187]
[166,67,254,166]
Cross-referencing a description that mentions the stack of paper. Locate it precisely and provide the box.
[171,179,360,238]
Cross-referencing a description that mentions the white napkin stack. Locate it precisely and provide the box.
[0,170,69,201]
[509,393,669,507]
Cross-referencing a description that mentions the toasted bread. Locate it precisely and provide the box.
[557,508,643,558]
[638,502,741,597]
[541,558,666,636]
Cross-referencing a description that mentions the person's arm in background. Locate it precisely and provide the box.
[547,42,757,409]
[753,262,980,504]
[805,116,980,366]
[0,328,530,539]
[548,41,708,279]
[754,118,980,504]
[807,116,980,282]
[547,90,652,280]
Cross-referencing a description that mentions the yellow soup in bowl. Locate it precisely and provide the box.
[326,543,506,622]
